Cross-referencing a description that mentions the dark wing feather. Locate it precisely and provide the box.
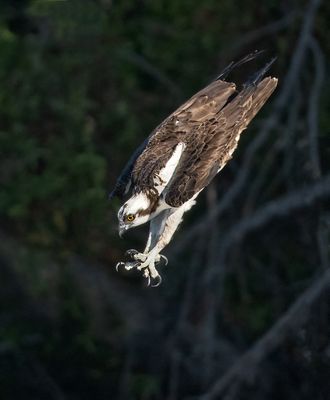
[110,55,277,205]
[109,137,149,200]
[164,76,278,207]
[131,80,236,191]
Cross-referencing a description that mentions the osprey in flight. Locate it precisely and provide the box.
[110,52,278,286]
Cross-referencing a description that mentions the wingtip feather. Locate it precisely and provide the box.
[247,57,277,86]
[216,49,266,81]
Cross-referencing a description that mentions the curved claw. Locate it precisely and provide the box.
[125,249,138,259]
[115,261,126,272]
[160,254,168,266]
[142,269,151,287]
[151,274,162,287]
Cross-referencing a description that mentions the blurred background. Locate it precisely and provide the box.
[0,0,329,399]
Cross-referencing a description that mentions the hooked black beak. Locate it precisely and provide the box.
[119,225,127,238]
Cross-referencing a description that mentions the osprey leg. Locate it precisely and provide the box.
[134,199,197,285]
[116,198,197,286]
[124,210,171,264]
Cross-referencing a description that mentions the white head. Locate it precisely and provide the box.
[117,192,154,237]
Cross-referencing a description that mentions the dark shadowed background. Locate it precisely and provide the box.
[0,0,329,399]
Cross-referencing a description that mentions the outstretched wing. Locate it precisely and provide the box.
[164,76,278,207]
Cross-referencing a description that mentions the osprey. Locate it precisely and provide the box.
[110,52,278,286]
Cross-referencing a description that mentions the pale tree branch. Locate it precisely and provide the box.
[169,0,323,258]
[224,11,299,56]
[244,90,301,213]
[281,88,303,184]
[307,36,325,179]
[119,49,183,99]
[317,213,330,271]
[205,174,330,283]
[199,268,330,400]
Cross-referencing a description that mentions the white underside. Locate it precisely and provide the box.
[145,194,198,254]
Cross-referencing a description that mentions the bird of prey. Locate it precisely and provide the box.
[110,51,278,286]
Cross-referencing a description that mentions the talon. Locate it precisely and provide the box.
[160,255,168,266]
[116,260,141,272]
[125,249,138,259]
[151,274,162,287]
[124,261,140,270]
[115,261,125,272]
[136,263,148,271]
[143,269,151,286]
[125,249,147,262]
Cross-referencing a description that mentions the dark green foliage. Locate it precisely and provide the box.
[0,0,329,399]
[0,0,285,256]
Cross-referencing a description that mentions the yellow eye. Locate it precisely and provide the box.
[126,214,135,222]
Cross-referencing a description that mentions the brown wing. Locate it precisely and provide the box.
[164,77,278,207]
[131,80,236,191]
[109,137,150,200]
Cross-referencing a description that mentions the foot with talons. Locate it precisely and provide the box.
[125,249,147,262]
[115,260,140,272]
[142,268,162,287]
[115,249,166,287]
[125,249,168,266]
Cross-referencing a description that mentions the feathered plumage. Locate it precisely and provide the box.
[110,52,278,286]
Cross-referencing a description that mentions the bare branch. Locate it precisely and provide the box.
[169,0,323,258]
[307,36,325,179]
[281,88,302,183]
[225,11,299,55]
[206,174,330,283]
[317,213,330,271]
[245,91,301,213]
[200,268,330,400]
[119,49,183,99]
